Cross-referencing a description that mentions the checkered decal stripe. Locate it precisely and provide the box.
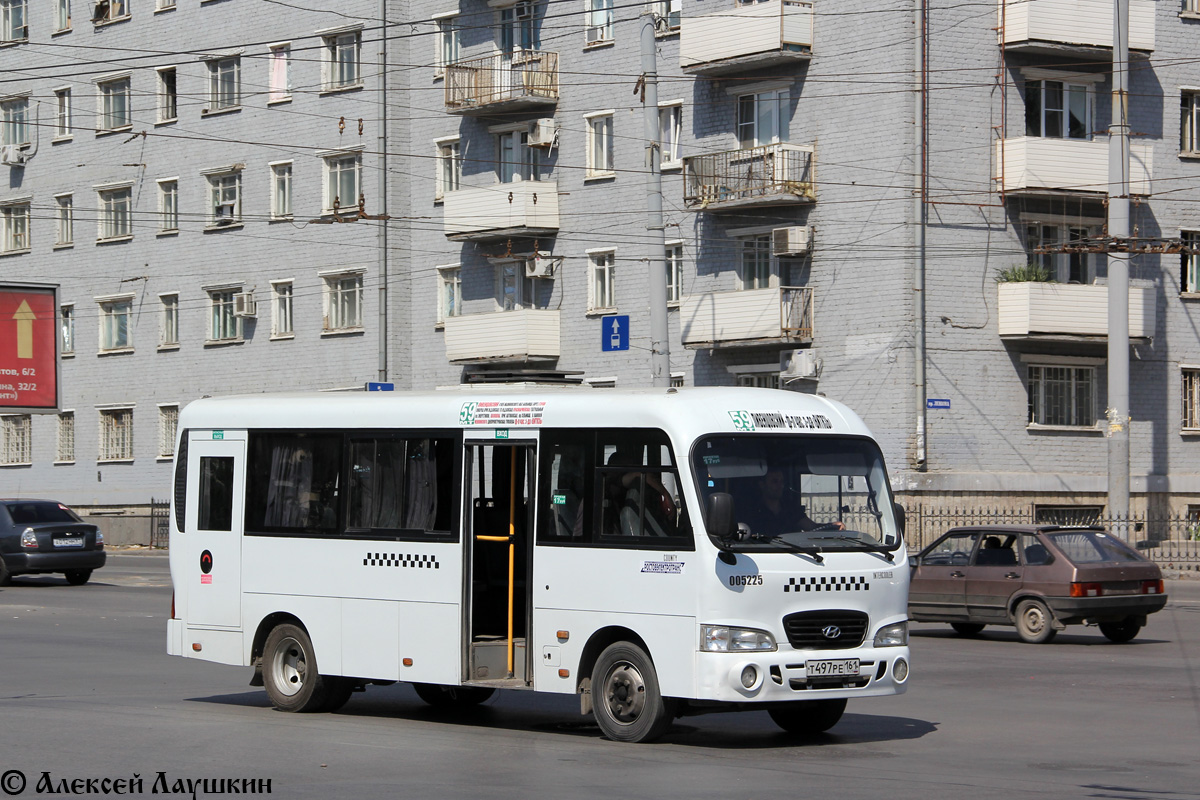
[784,576,869,593]
[363,553,440,569]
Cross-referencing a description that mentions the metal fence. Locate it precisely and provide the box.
[444,50,559,110]
[149,498,170,548]
[683,143,815,208]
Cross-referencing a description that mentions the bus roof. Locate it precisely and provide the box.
[177,387,876,441]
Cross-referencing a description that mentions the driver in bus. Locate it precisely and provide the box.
[747,468,844,537]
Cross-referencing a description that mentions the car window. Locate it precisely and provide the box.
[4,502,82,525]
[921,532,981,566]
[972,533,1018,566]
[1022,534,1052,565]
[1047,530,1144,563]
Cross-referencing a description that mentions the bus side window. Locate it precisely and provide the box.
[594,431,691,547]
[538,432,592,543]
[346,436,454,535]
[245,433,343,535]
[198,456,234,532]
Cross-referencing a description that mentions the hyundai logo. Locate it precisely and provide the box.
[821,625,842,639]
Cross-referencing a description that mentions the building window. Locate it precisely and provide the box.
[156,0,176,10]
[496,129,541,184]
[271,162,292,219]
[208,289,241,342]
[160,293,178,347]
[496,261,534,311]
[1184,368,1200,431]
[588,250,616,312]
[324,152,360,212]
[157,68,177,122]
[98,186,132,239]
[55,195,73,246]
[499,2,541,52]
[0,0,27,42]
[60,304,74,354]
[324,31,361,90]
[585,0,614,44]
[435,139,461,200]
[158,405,178,458]
[1026,79,1091,140]
[1182,93,1200,154]
[158,179,178,232]
[1,414,31,465]
[437,265,461,324]
[666,241,683,304]
[1026,223,1094,284]
[651,0,681,30]
[435,16,460,75]
[659,103,682,167]
[55,0,70,31]
[738,89,789,148]
[1183,231,1200,294]
[741,234,774,290]
[1,203,30,253]
[736,372,781,389]
[206,57,239,112]
[54,89,71,137]
[99,408,133,462]
[585,112,614,178]
[0,96,29,146]
[1028,364,1095,427]
[268,44,291,103]
[206,170,241,225]
[57,411,74,463]
[98,296,133,351]
[97,77,131,131]
[323,272,364,331]
[271,281,293,337]
[93,0,128,23]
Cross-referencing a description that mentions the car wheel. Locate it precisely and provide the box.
[950,622,986,636]
[592,641,675,743]
[1014,599,1057,644]
[1099,618,1142,644]
[64,569,92,586]
[0,558,11,587]
[412,683,495,708]
[768,698,848,735]
[262,623,334,712]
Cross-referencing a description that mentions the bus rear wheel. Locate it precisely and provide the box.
[412,683,495,708]
[592,642,674,743]
[262,623,336,712]
[768,698,847,735]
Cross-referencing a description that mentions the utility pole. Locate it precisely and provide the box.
[640,11,670,388]
[913,0,928,471]
[1107,0,1131,535]
[376,0,390,383]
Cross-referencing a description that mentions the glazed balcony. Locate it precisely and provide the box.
[997,283,1155,340]
[683,143,815,211]
[443,309,561,363]
[1001,0,1154,55]
[442,181,559,241]
[681,286,813,349]
[680,0,814,76]
[997,137,1152,196]
[444,50,559,115]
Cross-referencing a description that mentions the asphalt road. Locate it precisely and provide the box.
[1,553,1199,800]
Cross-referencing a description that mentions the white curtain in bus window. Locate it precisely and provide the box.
[199,456,234,531]
[248,433,342,534]
[347,437,453,534]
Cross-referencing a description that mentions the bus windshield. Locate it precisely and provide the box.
[691,435,901,553]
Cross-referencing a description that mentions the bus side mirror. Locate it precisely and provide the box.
[893,502,906,536]
[705,493,737,542]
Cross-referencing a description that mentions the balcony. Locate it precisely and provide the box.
[1001,0,1154,55]
[681,286,813,349]
[444,51,559,115]
[680,0,813,76]
[996,137,1152,196]
[442,181,559,241]
[997,283,1155,340]
[443,309,561,363]
[683,144,815,211]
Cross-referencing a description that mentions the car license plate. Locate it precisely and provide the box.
[806,658,860,677]
[54,537,84,548]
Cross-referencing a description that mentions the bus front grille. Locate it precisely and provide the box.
[782,610,868,650]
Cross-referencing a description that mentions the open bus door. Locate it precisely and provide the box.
[462,439,537,687]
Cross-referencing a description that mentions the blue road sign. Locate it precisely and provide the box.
[927,398,951,409]
[366,382,395,392]
[601,315,630,352]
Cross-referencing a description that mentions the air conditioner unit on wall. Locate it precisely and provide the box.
[772,226,812,257]
[233,291,257,318]
[528,118,558,148]
[214,203,236,224]
[525,252,557,278]
[780,349,821,380]
[0,145,27,166]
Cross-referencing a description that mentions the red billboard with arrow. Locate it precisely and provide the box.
[0,284,59,412]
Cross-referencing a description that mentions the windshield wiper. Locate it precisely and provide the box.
[810,533,895,562]
[748,533,824,563]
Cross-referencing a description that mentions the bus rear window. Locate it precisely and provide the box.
[246,433,343,535]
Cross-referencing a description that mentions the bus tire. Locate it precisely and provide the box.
[412,683,495,708]
[262,623,332,712]
[1014,599,1057,644]
[592,642,674,743]
[768,698,847,735]
[64,569,92,586]
[1099,618,1141,644]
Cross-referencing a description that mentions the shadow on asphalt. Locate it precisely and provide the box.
[911,627,1171,646]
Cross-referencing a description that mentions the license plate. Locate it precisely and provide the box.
[54,537,83,548]
[806,658,860,677]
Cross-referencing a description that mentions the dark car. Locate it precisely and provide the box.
[909,525,1166,643]
[0,499,106,586]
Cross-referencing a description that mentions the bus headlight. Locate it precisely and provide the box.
[701,625,776,652]
[873,621,908,647]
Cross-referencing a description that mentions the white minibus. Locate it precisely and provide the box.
[166,386,910,742]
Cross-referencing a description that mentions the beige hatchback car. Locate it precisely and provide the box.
[909,525,1166,643]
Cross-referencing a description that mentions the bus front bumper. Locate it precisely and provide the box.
[695,646,910,704]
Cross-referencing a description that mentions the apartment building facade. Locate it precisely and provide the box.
[1,0,1197,526]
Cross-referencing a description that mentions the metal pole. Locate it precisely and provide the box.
[377,0,389,383]
[641,12,670,388]
[1107,0,1131,535]
[913,0,928,470]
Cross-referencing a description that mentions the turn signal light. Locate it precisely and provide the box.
[1141,579,1164,595]
[1069,582,1103,598]
[402,658,413,667]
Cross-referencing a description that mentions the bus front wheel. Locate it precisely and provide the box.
[592,642,674,743]
[262,623,336,712]
[768,698,847,735]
